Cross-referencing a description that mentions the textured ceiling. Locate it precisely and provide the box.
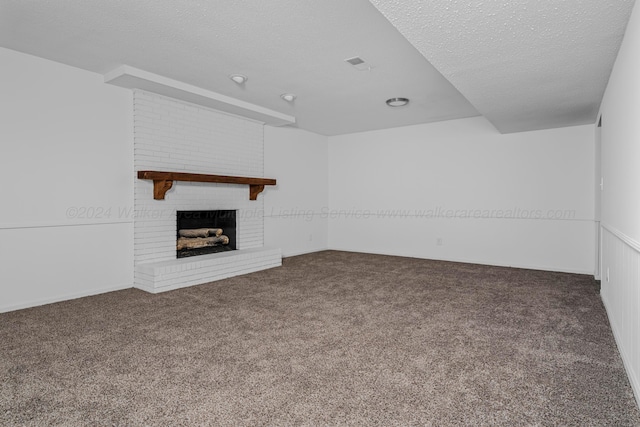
[0,1,635,135]
[369,0,636,133]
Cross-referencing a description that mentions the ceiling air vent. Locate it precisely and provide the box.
[345,56,371,71]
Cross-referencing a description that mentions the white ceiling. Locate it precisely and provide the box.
[0,0,635,135]
[369,0,636,133]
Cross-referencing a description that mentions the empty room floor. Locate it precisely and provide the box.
[1,251,639,425]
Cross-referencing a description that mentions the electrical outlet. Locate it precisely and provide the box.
[606,267,610,282]
[436,238,443,246]
[308,234,313,242]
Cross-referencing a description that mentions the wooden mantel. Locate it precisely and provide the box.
[137,171,276,200]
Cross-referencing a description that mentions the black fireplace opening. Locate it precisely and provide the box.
[176,210,237,258]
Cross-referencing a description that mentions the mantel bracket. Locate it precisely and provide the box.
[249,184,265,201]
[153,180,174,200]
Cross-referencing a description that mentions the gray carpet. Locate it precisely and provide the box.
[1,250,639,426]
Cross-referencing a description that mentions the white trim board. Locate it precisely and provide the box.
[602,223,640,253]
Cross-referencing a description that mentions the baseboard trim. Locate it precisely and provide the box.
[327,246,593,275]
[281,247,329,258]
[0,283,133,313]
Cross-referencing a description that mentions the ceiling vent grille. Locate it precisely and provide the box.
[345,56,371,71]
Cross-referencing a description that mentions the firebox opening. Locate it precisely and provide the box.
[176,210,237,259]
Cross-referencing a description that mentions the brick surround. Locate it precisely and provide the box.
[133,90,281,292]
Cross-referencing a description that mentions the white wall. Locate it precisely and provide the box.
[598,0,640,406]
[264,126,329,256]
[328,117,595,274]
[0,48,133,312]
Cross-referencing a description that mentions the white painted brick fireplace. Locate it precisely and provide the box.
[133,90,281,293]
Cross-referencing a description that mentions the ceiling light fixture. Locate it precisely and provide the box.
[229,74,248,84]
[386,97,409,107]
[280,93,297,102]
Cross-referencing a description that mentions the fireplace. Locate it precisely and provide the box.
[176,210,237,258]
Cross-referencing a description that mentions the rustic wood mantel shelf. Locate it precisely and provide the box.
[137,171,276,201]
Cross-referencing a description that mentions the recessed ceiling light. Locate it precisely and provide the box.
[386,97,409,107]
[229,74,248,84]
[280,93,297,102]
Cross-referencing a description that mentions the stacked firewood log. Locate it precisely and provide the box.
[176,228,230,250]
